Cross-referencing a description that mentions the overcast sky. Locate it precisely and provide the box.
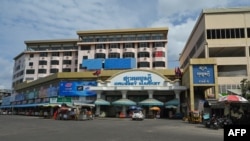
[0,0,249,89]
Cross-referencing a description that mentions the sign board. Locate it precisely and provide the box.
[193,65,215,84]
[109,71,165,86]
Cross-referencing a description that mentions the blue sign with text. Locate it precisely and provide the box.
[193,65,215,84]
[59,81,97,96]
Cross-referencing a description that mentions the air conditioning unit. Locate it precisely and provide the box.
[143,48,146,51]
[109,49,112,51]
[31,66,33,68]
[144,57,147,60]
[154,48,157,50]
[124,48,127,51]
[87,50,90,53]
[99,49,102,52]
[42,57,44,59]
[42,65,44,68]
[66,56,69,59]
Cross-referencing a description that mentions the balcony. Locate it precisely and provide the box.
[96,49,106,53]
[38,65,47,69]
[153,47,165,52]
[153,57,166,62]
[62,64,71,68]
[63,56,72,60]
[39,57,48,60]
[138,57,150,62]
[109,48,120,53]
[51,56,60,60]
[138,47,150,52]
[124,48,135,52]
[50,65,60,69]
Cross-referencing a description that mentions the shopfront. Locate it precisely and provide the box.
[90,69,187,118]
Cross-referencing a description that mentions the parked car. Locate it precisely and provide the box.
[131,110,144,121]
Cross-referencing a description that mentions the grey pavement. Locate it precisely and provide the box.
[0,115,223,141]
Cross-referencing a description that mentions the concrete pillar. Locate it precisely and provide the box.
[95,91,102,116]
[148,90,154,98]
[121,91,127,117]
[174,90,181,113]
[147,90,154,116]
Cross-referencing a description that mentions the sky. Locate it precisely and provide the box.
[0,0,250,89]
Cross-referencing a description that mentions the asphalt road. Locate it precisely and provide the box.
[0,115,223,141]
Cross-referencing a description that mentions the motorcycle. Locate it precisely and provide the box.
[205,115,219,130]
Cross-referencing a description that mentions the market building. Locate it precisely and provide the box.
[1,7,250,120]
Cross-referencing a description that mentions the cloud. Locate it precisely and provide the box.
[0,0,249,89]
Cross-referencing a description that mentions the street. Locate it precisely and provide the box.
[0,115,223,141]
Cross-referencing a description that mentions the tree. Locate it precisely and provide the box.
[240,78,248,99]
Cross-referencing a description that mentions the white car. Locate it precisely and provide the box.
[132,110,144,121]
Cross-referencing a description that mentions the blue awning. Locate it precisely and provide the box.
[112,98,136,106]
[165,99,180,106]
[138,98,164,106]
[94,99,110,106]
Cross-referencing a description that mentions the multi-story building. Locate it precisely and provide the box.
[12,27,168,88]
[179,7,250,111]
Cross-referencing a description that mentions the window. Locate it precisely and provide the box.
[138,52,150,58]
[247,28,250,38]
[95,53,106,59]
[62,68,71,72]
[63,60,71,65]
[153,51,165,57]
[51,52,59,56]
[138,62,150,68]
[153,42,165,47]
[124,43,134,48]
[51,60,59,65]
[39,52,48,57]
[29,62,33,66]
[207,28,245,39]
[81,45,91,50]
[30,54,34,58]
[96,44,106,49]
[108,53,120,58]
[38,69,47,74]
[39,60,47,65]
[82,56,88,59]
[63,52,72,56]
[151,34,165,40]
[109,43,120,49]
[153,61,165,67]
[26,69,35,74]
[138,42,149,48]
[123,52,135,58]
[50,69,59,73]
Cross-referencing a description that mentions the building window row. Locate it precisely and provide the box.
[137,61,165,68]
[38,52,75,57]
[27,45,78,51]
[94,51,165,59]
[80,33,166,42]
[206,28,245,39]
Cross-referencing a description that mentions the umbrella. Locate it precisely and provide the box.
[218,95,248,103]
[165,99,179,106]
[138,98,164,106]
[165,105,177,109]
[150,106,161,111]
[94,99,111,106]
[112,98,136,106]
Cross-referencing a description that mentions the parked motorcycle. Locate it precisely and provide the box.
[204,115,219,130]
[217,117,233,128]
